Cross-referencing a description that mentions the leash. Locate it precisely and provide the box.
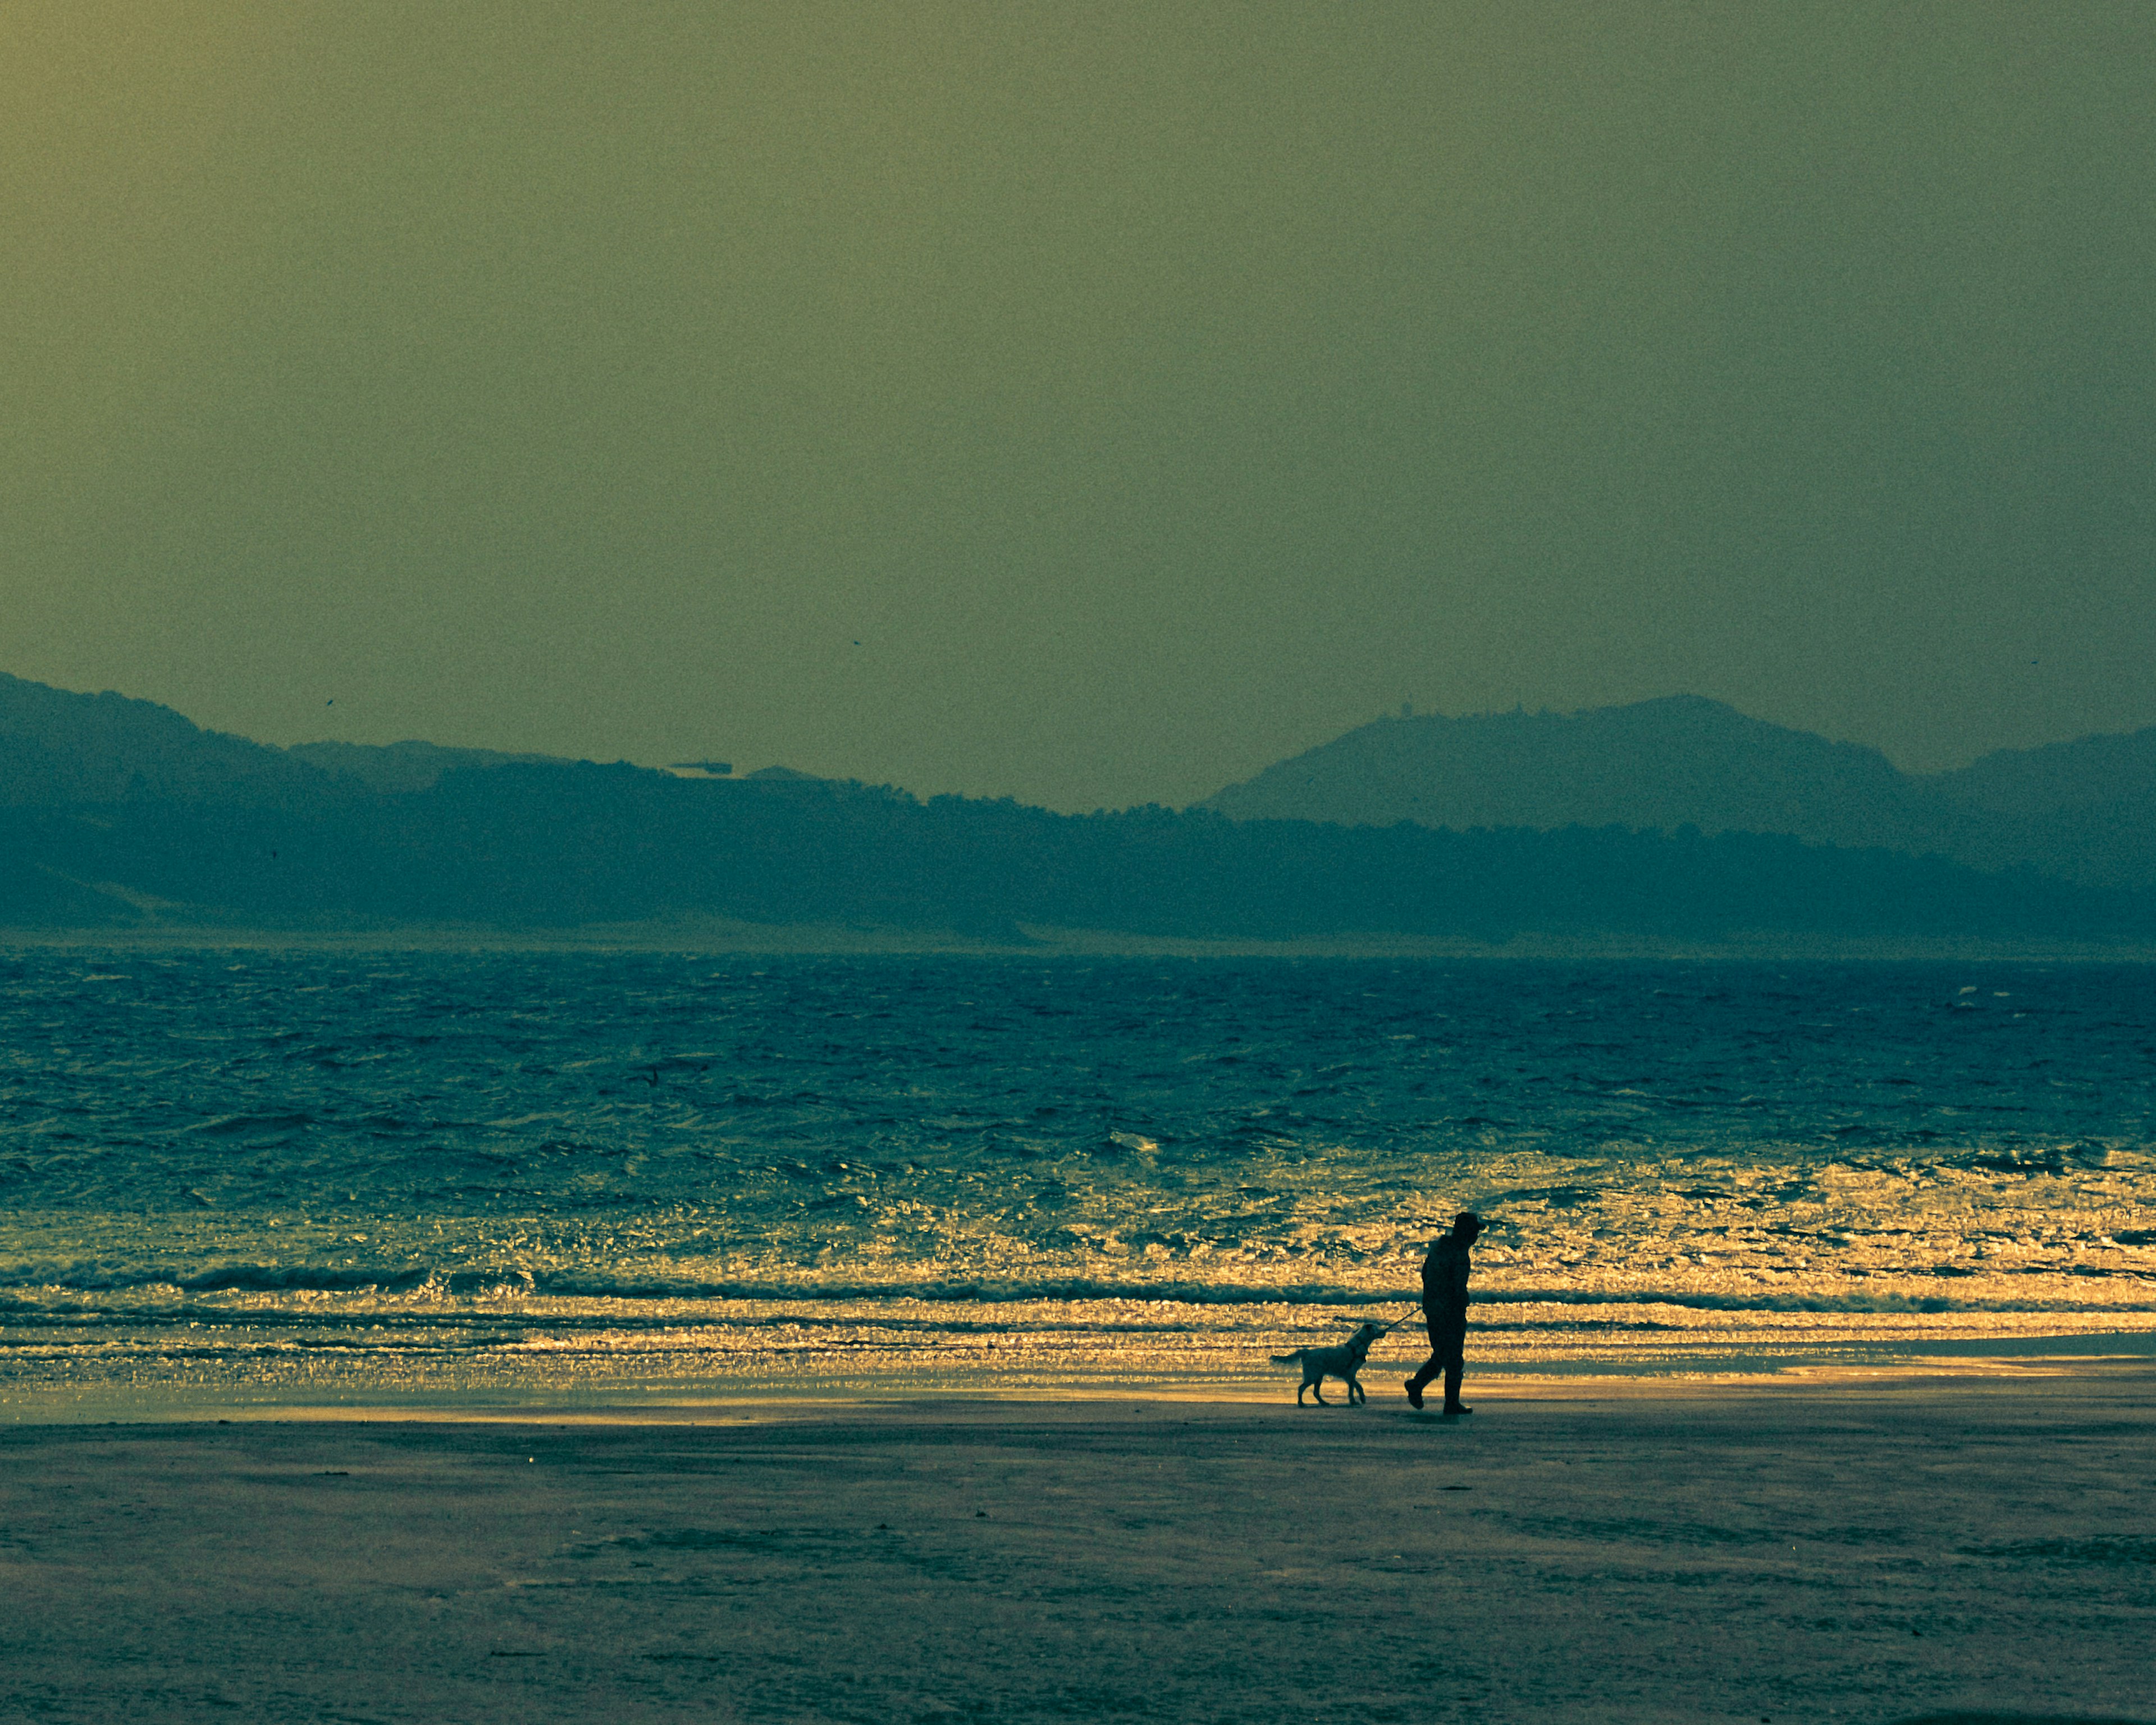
[1296,1306,1422,1335]
[1275,1306,1421,1346]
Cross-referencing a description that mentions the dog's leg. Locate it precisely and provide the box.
[1311,1378,1329,1405]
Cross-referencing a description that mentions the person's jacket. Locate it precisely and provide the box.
[1421,1234,1472,1318]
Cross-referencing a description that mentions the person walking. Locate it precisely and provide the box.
[1405,1211,1481,1416]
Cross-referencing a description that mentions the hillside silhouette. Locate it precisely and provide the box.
[0,672,336,808]
[1203,695,2156,890]
[0,674,2148,944]
[285,738,573,794]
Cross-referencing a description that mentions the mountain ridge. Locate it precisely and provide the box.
[1200,695,2156,889]
[2,673,2150,943]
[0,672,336,807]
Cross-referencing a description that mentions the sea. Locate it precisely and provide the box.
[3,948,2152,1418]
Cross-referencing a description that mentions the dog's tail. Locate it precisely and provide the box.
[1269,1350,1307,1365]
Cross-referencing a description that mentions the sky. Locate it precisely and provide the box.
[3,2,2152,810]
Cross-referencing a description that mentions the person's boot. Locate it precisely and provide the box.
[1441,1403,1472,1418]
[1403,1378,1424,1408]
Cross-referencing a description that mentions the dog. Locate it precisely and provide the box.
[1271,1322,1386,1405]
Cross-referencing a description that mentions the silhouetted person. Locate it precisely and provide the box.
[1405,1211,1481,1415]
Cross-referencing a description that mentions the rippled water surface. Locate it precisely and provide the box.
[4,949,2153,1413]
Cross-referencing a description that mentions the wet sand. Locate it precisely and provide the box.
[3,1381,2150,1724]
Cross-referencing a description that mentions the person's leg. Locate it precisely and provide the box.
[1405,1314,1442,1404]
[1437,1320,1467,1412]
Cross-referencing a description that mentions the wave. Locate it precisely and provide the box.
[185,1112,318,1136]
[1479,1286,2156,1315]
[4,1262,2155,1316]
[0,1262,534,1297]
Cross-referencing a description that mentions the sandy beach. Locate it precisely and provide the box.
[4,1379,2150,1725]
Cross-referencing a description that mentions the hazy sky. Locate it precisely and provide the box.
[4,3,2151,809]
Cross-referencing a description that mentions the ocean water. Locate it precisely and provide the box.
[3,948,2152,1416]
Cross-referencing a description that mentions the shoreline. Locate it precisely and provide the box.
[4,1379,2149,1724]
[10,1347,2153,1426]
[6,919,2156,960]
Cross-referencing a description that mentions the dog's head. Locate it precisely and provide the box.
[1345,1322,1385,1354]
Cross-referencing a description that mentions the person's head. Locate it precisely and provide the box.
[1452,1211,1482,1244]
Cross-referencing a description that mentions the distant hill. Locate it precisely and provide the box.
[1923,729,2156,889]
[0,676,590,802]
[0,672,333,807]
[286,738,573,794]
[1930,727,2156,816]
[1200,696,2156,890]
[1203,697,1924,842]
[0,673,2149,944]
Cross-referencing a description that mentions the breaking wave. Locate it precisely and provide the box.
[5,1262,2153,1317]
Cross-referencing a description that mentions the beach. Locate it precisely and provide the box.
[4,1377,2150,1724]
